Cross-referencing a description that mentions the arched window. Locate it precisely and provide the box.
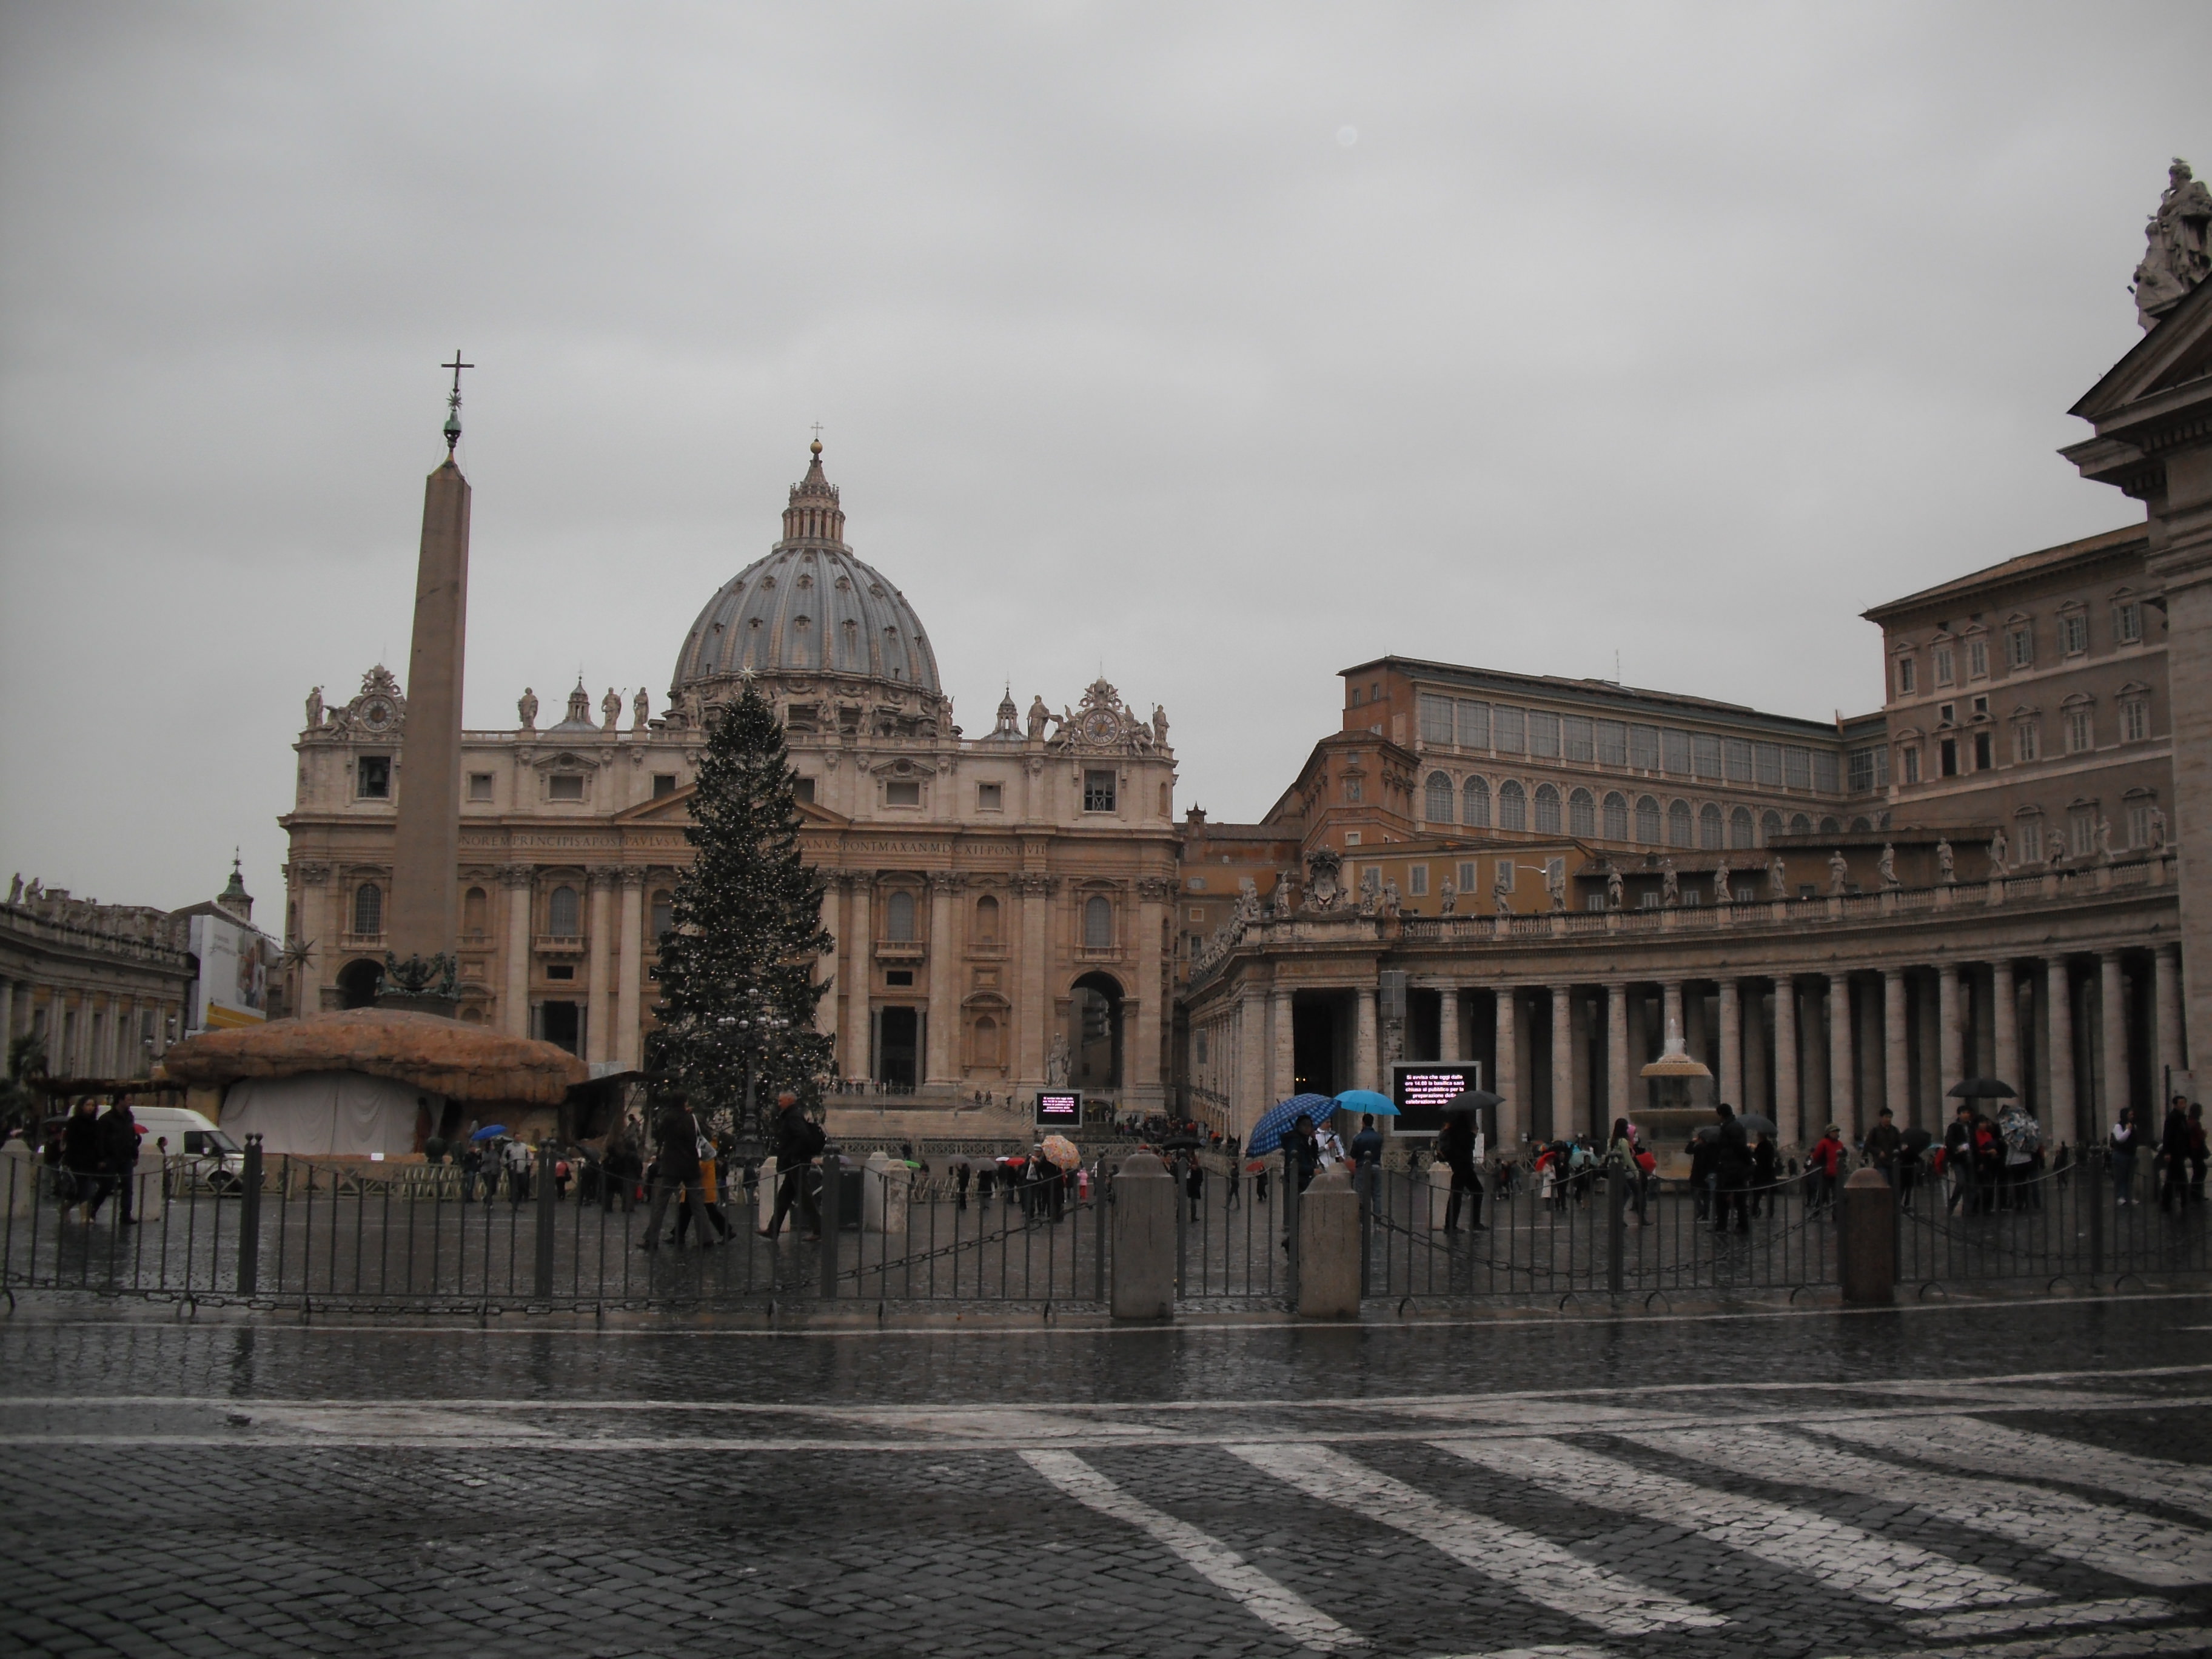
[974,894,1000,943]
[886,888,917,942]
[1761,810,1783,845]
[1635,796,1660,843]
[1533,783,1561,834]
[548,885,580,936]
[1699,803,1723,850]
[1667,800,1694,847]
[650,889,673,940]
[1569,788,1596,837]
[1789,813,1812,835]
[462,886,488,939]
[1084,895,1113,949]
[1498,780,1527,831]
[1603,791,1628,841]
[1424,771,1455,823]
[1818,816,1841,834]
[1849,816,1872,833]
[1730,806,1755,850]
[1463,776,1491,828]
[352,883,382,936]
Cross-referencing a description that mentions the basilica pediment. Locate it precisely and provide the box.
[2069,270,2212,427]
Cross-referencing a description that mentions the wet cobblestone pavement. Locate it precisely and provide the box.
[7,1291,2212,1657]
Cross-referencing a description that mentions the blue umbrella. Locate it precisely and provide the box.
[1335,1089,1399,1117]
[470,1124,508,1141]
[1245,1094,1336,1157]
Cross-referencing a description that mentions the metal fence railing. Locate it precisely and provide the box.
[823,1157,1105,1307]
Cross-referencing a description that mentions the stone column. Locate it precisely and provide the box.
[1717,979,1741,1110]
[615,870,645,1067]
[1238,992,1269,1141]
[1438,985,1461,1063]
[846,876,876,1083]
[0,979,12,1051]
[1134,877,1168,1102]
[501,866,532,1038]
[2099,948,2128,1130]
[1992,960,2019,1100]
[2046,957,2079,1143]
[1493,990,1521,1149]
[1938,964,1965,1108]
[1774,977,1800,1148]
[1550,985,1575,1143]
[1828,974,1855,1139]
[925,874,959,1085]
[1354,986,1379,1094]
[584,868,615,1064]
[2155,942,2186,1093]
[1882,968,1911,1128]
[1606,982,1630,1130]
[1270,986,1295,1102]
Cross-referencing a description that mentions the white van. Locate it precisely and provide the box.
[133,1105,246,1193]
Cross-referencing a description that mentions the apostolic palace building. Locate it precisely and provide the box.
[273,161,2211,1153]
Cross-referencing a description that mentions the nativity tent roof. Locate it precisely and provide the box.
[160,1009,589,1106]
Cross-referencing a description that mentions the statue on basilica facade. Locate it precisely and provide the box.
[1046,1034,1071,1087]
[1546,865,1565,913]
[1936,837,1955,883]
[1768,851,1788,897]
[518,688,538,730]
[1988,828,2008,875]
[633,688,650,730]
[2150,803,2168,847]
[1235,877,1261,922]
[7,873,19,904]
[602,688,622,732]
[1378,878,1402,919]
[1712,861,1732,904]
[1659,857,1679,907]
[1151,704,1169,749]
[2133,158,2212,327]
[1492,862,1514,916]
[1438,877,1456,915]
[304,686,324,730]
[1828,849,1849,896]
[1026,695,1051,741]
[1606,868,1624,910]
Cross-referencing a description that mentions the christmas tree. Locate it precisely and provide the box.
[652,680,834,1141]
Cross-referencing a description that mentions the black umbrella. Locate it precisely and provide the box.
[1691,1124,1720,1141]
[1732,1112,1778,1136]
[1947,1077,2019,1100]
[1156,1134,1207,1151]
[1902,1127,1934,1151]
[1443,1088,1504,1113]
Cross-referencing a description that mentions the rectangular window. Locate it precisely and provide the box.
[2070,808,2096,858]
[793,776,816,804]
[548,774,585,801]
[976,782,1004,810]
[1814,751,1841,793]
[1754,742,1782,787]
[1847,748,1876,794]
[1418,694,1455,745]
[1781,746,1811,790]
[1723,739,1752,783]
[1895,656,1917,696]
[2116,602,2142,645]
[1972,730,1992,771]
[652,773,677,797]
[1563,715,1594,763]
[1456,700,1490,750]
[1493,706,1526,753]
[2128,801,2154,848]
[1939,739,1958,778]
[2120,698,2148,742]
[1597,720,1627,766]
[2008,628,2033,669]
[886,779,922,806]
[1901,746,1922,785]
[2018,817,2043,863]
[1663,729,1692,774]
[1343,831,1361,846]
[356,756,391,799]
[1968,638,1988,679]
[2065,706,2094,753]
[1629,725,1661,771]
[467,772,494,802]
[1408,865,1429,896]
[1082,770,1116,811]
[1529,710,1561,758]
[1934,645,1956,687]
[1457,861,1478,890]
[2061,612,2088,655]
[2014,722,2039,763]
[1640,892,1661,910]
[1692,733,1721,779]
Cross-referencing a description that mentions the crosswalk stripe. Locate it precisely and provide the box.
[1018,1449,1362,1653]
[1903,1597,2180,1640]
[1820,1624,2212,1659]
[1433,1435,2037,1610]
[1420,1647,1616,1658]
[1824,1415,2212,1523]
[1225,1442,1725,1635]
[1635,1426,2212,1587]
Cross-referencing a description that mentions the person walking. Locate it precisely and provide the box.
[1445,1110,1489,1232]
[2110,1107,2140,1207]
[99,1100,141,1228]
[1182,1149,1205,1221]
[1806,1124,1845,1216]
[503,1136,533,1206]
[953,1159,971,1212]
[2000,1102,2043,1212]
[61,1100,109,1222]
[1865,1107,1901,1187]
[760,1091,824,1242]
[1711,1104,1751,1235]
[1942,1104,1977,1215]
[638,1096,711,1251]
[1749,1130,1778,1216]
[2160,1097,2193,1213]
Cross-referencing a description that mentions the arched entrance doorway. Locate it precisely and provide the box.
[336,958,383,1010]
[1069,971,1123,1091]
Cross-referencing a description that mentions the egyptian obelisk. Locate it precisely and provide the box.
[384,355,472,1011]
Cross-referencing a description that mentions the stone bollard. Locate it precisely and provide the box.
[862,1150,909,1235]
[755,1156,779,1232]
[1110,1151,1176,1319]
[133,1155,165,1225]
[1298,1165,1361,1318]
[1,1138,34,1220]
[1839,1166,1897,1305]
[1426,1159,1454,1230]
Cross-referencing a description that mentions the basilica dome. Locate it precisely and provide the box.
[671,444,940,699]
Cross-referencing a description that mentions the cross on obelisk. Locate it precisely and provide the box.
[441,350,474,455]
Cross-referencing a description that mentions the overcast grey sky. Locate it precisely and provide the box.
[2,2,2206,916]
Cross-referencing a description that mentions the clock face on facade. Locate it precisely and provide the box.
[360,697,395,731]
[1081,708,1120,745]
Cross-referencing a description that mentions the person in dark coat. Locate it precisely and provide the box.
[1687,1128,1719,1221]
[2160,1098,2194,1213]
[1439,1110,1486,1232]
[760,1091,822,1241]
[62,1101,110,1221]
[1348,1114,1384,1173]
[1711,1103,1751,1235]
[1749,1131,1779,1216]
[638,1096,710,1251]
[99,1101,141,1227]
[1282,1114,1320,1192]
[1183,1149,1205,1221]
